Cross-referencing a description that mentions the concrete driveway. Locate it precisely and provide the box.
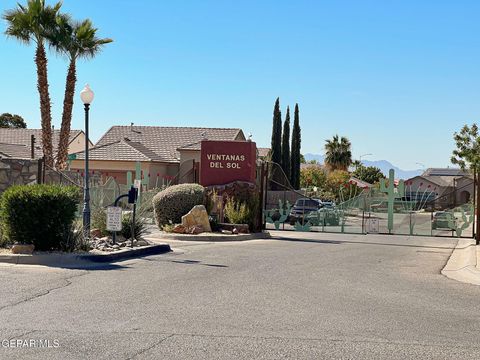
[0,231,479,359]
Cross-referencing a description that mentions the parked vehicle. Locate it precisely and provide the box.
[289,198,322,225]
[432,211,456,230]
[322,201,336,210]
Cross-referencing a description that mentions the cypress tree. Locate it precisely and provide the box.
[270,97,282,166]
[291,103,301,189]
[281,106,291,182]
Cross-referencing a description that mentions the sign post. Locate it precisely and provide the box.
[106,206,122,232]
[111,186,138,245]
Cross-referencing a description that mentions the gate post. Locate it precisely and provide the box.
[476,168,480,245]
[258,163,265,231]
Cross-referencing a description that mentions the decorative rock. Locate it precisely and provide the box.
[232,228,239,235]
[173,224,187,234]
[189,225,204,235]
[181,205,212,232]
[218,223,249,234]
[90,228,102,238]
[221,230,233,235]
[136,240,149,246]
[112,245,120,250]
[11,244,35,254]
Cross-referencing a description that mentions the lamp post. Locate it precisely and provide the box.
[80,84,94,238]
[359,153,372,179]
[359,153,372,163]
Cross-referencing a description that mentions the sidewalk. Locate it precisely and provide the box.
[442,238,480,286]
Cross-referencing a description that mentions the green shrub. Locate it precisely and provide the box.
[60,220,90,252]
[224,191,260,232]
[224,197,251,225]
[0,185,80,250]
[91,206,147,240]
[120,211,147,239]
[152,183,205,226]
[91,207,108,237]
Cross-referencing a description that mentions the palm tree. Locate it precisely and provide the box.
[50,16,112,169]
[324,135,352,171]
[3,0,62,167]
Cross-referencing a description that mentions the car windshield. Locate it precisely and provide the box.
[303,200,319,207]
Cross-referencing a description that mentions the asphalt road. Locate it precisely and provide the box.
[1,231,480,359]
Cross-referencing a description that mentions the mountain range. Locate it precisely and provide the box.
[303,153,423,180]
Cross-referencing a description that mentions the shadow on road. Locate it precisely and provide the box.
[141,257,228,268]
[271,235,455,250]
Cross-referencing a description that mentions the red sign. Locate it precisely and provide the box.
[200,140,257,186]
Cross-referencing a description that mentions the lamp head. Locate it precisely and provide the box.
[80,84,94,105]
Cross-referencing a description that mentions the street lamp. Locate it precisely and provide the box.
[358,153,372,178]
[359,153,372,162]
[80,84,94,238]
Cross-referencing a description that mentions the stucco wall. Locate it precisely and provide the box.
[178,150,199,184]
[68,133,93,154]
[69,159,181,188]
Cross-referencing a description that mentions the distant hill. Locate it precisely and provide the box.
[303,153,423,179]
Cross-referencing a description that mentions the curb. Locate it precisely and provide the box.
[82,244,171,262]
[145,231,271,242]
[441,238,480,286]
[0,244,171,267]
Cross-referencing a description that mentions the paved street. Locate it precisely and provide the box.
[1,231,480,359]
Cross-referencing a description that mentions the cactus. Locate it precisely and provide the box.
[379,169,405,234]
[446,205,474,237]
[294,220,311,232]
[265,200,291,230]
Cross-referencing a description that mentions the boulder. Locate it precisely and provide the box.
[11,244,35,254]
[181,205,212,232]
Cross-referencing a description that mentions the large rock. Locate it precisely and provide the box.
[181,205,212,232]
[172,224,187,234]
[218,223,250,234]
[12,244,35,254]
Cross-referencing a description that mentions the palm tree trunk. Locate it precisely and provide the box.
[56,59,77,170]
[35,42,54,167]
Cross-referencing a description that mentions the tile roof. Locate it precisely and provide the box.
[74,139,163,162]
[0,142,33,159]
[94,126,245,163]
[0,128,83,159]
[408,175,454,188]
[422,168,469,177]
[350,177,373,188]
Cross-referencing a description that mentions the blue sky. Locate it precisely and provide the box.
[1,0,480,169]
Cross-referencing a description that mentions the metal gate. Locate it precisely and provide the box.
[261,162,475,238]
